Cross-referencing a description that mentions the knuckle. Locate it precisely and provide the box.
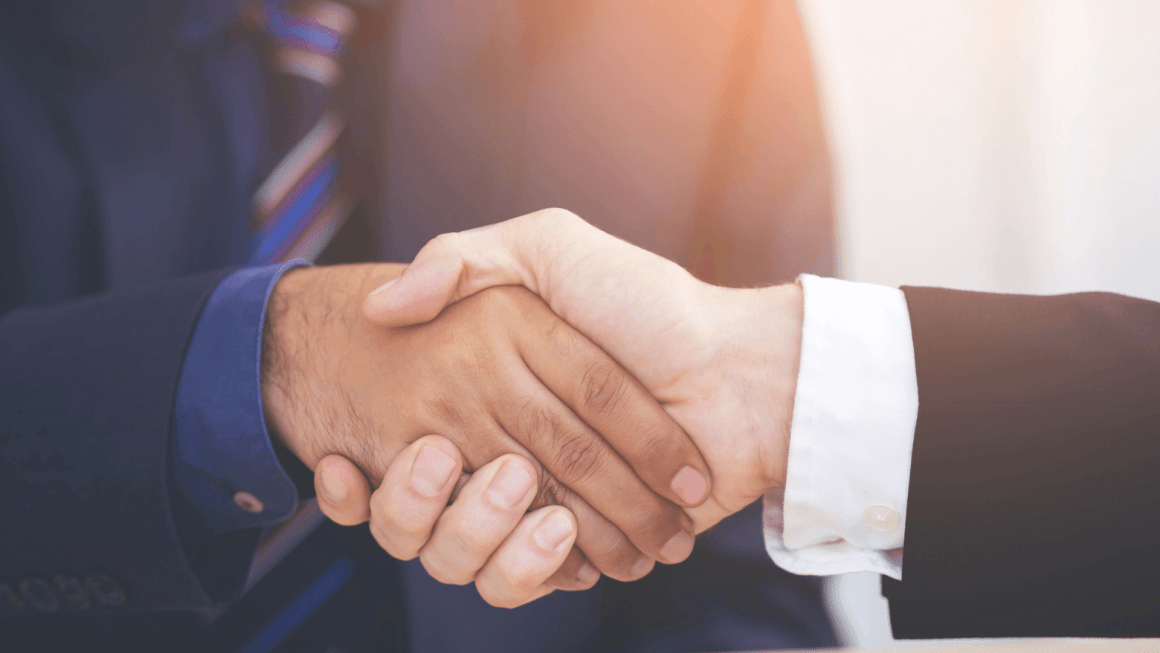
[516,402,560,450]
[574,516,654,579]
[631,422,686,468]
[419,550,474,586]
[531,473,566,510]
[605,560,645,582]
[429,231,463,256]
[477,585,519,610]
[368,492,390,523]
[539,207,580,226]
[624,558,654,581]
[418,389,470,431]
[370,496,429,541]
[368,487,395,518]
[578,362,629,415]
[448,518,495,557]
[575,571,601,590]
[394,517,431,540]
[573,578,598,592]
[325,510,363,527]
[316,498,344,521]
[593,526,631,561]
[546,319,577,351]
[474,284,524,314]
[369,521,416,561]
[495,563,540,597]
[623,501,682,545]
[550,427,606,481]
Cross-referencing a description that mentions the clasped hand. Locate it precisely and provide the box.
[266,209,804,608]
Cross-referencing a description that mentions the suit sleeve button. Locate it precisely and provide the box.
[85,575,126,608]
[53,575,90,611]
[19,579,60,612]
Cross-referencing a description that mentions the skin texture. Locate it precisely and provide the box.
[344,0,832,606]
[319,208,805,607]
[367,434,588,606]
[261,262,712,588]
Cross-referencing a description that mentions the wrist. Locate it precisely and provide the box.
[260,266,313,464]
[713,282,803,490]
[260,263,407,468]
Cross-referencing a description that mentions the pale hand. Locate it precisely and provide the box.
[361,209,804,534]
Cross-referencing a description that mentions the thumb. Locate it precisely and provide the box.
[361,209,589,327]
[315,454,373,526]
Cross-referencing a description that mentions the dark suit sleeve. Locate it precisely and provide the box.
[882,287,1160,638]
[0,271,236,614]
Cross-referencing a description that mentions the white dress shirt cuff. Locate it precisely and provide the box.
[762,274,918,580]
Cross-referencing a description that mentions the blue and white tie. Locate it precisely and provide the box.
[249,0,358,265]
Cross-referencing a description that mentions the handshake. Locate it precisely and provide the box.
[264,208,806,608]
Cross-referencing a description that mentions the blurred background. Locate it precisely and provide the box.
[372,0,1160,649]
[375,0,834,286]
[803,0,1160,301]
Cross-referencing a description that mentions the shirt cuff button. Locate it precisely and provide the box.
[863,505,900,532]
[234,491,266,514]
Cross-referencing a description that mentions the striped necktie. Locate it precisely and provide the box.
[239,0,362,595]
[248,0,358,265]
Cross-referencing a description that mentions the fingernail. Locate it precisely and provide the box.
[411,446,456,497]
[368,276,400,297]
[532,510,575,552]
[486,462,535,509]
[319,468,349,504]
[659,531,694,564]
[577,562,600,585]
[630,557,654,577]
[670,466,708,505]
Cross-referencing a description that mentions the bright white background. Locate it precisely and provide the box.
[803,0,1160,300]
[798,0,1160,646]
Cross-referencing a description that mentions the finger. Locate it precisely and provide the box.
[368,435,462,560]
[545,547,601,592]
[315,454,373,525]
[475,506,578,609]
[521,303,711,508]
[499,369,696,566]
[362,209,603,327]
[542,482,656,583]
[420,416,646,583]
[424,407,650,583]
[448,470,472,504]
[418,454,539,585]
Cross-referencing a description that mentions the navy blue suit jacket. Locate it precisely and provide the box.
[0,3,421,650]
[0,0,273,612]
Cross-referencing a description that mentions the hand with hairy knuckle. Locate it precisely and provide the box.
[579,362,629,416]
[551,429,607,482]
[266,265,681,586]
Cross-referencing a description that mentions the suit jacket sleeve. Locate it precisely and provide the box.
[883,286,1160,638]
[0,271,238,613]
